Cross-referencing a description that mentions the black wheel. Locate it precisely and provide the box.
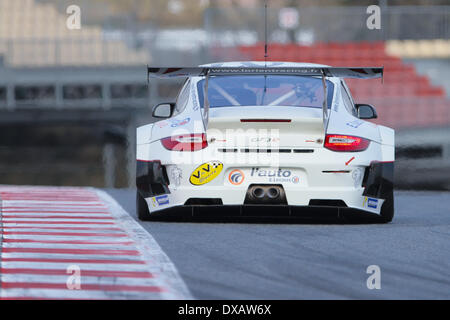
[379,191,394,223]
[136,191,151,221]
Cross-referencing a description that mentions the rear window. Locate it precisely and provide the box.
[197,75,334,109]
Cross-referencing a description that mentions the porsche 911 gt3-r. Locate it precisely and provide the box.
[136,62,395,222]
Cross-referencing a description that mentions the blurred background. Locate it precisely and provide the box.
[0,0,449,189]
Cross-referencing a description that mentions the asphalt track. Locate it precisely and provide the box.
[107,189,450,299]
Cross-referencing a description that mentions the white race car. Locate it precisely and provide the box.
[137,62,395,222]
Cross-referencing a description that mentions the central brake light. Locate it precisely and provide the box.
[324,134,370,152]
[161,133,208,151]
[240,119,292,123]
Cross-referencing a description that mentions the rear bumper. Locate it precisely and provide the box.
[143,204,385,223]
[137,153,394,220]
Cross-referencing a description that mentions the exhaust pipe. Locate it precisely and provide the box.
[267,187,280,199]
[252,187,265,199]
[245,184,287,205]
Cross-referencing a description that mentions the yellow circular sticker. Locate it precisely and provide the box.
[189,161,223,185]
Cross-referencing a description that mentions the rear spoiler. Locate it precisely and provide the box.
[147,66,384,81]
[146,66,384,132]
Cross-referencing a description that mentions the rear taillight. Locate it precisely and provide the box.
[161,133,208,151]
[324,134,370,152]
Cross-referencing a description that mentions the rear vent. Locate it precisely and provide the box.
[308,199,347,207]
[293,149,314,153]
[322,170,350,173]
[218,148,239,153]
[242,148,292,153]
[218,148,314,154]
[184,198,223,205]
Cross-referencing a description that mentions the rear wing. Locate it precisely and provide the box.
[146,66,384,131]
[147,66,383,81]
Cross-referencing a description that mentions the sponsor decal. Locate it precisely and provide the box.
[368,198,378,208]
[228,169,245,185]
[363,196,378,209]
[352,167,364,187]
[346,120,364,128]
[156,121,169,128]
[170,166,183,189]
[190,161,223,185]
[170,117,190,127]
[334,101,339,112]
[150,194,169,207]
[191,85,200,111]
[156,194,169,206]
[345,156,355,166]
[250,137,280,143]
[251,167,297,184]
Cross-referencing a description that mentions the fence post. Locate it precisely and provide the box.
[126,118,136,189]
[103,143,117,188]
[6,84,15,110]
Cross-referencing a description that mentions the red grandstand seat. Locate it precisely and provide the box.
[236,42,448,128]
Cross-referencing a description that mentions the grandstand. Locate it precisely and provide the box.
[0,0,150,66]
[234,41,450,130]
[386,40,450,59]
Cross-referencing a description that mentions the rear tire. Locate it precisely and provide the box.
[379,191,394,223]
[136,191,151,221]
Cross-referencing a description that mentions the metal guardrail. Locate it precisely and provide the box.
[0,65,176,110]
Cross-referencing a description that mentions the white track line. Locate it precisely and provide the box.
[94,189,193,299]
[0,186,192,300]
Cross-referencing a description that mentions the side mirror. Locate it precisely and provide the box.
[356,104,378,119]
[152,103,175,118]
